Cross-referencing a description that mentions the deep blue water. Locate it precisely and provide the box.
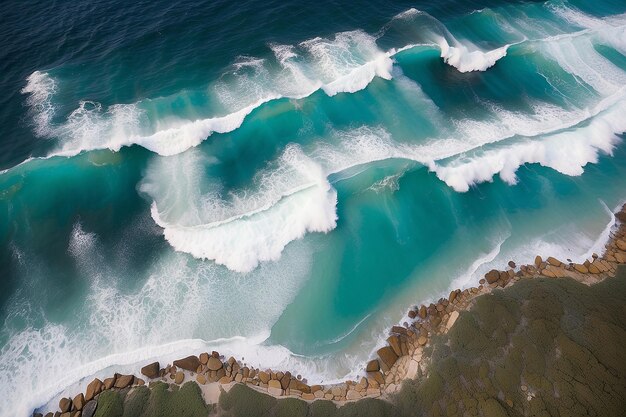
[1,0,626,415]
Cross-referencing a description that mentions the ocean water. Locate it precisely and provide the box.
[1,0,626,415]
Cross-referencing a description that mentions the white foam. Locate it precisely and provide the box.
[20,31,396,159]
[437,37,509,72]
[21,71,57,137]
[431,94,626,192]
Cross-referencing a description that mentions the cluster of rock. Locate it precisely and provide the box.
[35,373,145,417]
[36,206,626,417]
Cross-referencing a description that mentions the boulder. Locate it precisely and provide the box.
[418,305,427,319]
[103,377,115,390]
[173,356,201,372]
[376,346,398,370]
[547,256,561,266]
[268,379,283,396]
[407,310,416,319]
[219,376,232,384]
[280,371,291,389]
[485,269,500,284]
[617,240,626,251]
[207,357,223,371]
[367,371,385,385]
[588,263,601,274]
[196,374,207,385]
[81,401,97,417]
[346,390,361,400]
[59,398,71,413]
[449,290,457,303]
[85,378,102,402]
[141,362,160,379]
[172,371,183,384]
[355,377,368,391]
[258,371,270,384]
[302,393,315,400]
[574,264,589,274]
[199,353,209,365]
[72,393,85,411]
[508,261,516,268]
[391,326,408,336]
[114,374,134,389]
[387,335,402,357]
[418,336,428,346]
[289,379,311,393]
[534,256,542,267]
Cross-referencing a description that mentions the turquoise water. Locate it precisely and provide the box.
[1,0,626,415]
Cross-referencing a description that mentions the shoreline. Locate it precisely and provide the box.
[34,204,626,417]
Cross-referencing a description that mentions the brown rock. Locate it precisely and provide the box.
[59,398,71,413]
[418,305,427,319]
[302,393,315,400]
[114,374,134,389]
[377,346,398,370]
[508,260,516,268]
[407,310,416,319]
[588,263,601,274]
[218,376,232,384]
[141,362,160,379]
[280,371,291,389]
[534,255,542,266]
[103,377,115,390]
[174,371,185,385]
[479,278,486,285]
[195,373,206,385]
[268,379,283,396]
[199,353,209,365]
[258,371,270,384]
[448,290,457,303]
[418,335,428,346]
[391,325,408,336]
[485,269,500,284]
[387,335,402,357]
[574,263,589,273]
[72,393,85,411]
[617,239,626,251]
[547,256,561,266]
[207,356,222,371]
[173,355,200,372]
[346,390,361,400]
[367,371,384,385]
[85,378,102,402]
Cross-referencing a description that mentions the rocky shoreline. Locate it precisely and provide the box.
[34,205,626,417]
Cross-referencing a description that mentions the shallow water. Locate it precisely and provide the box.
[1,0,626,415]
